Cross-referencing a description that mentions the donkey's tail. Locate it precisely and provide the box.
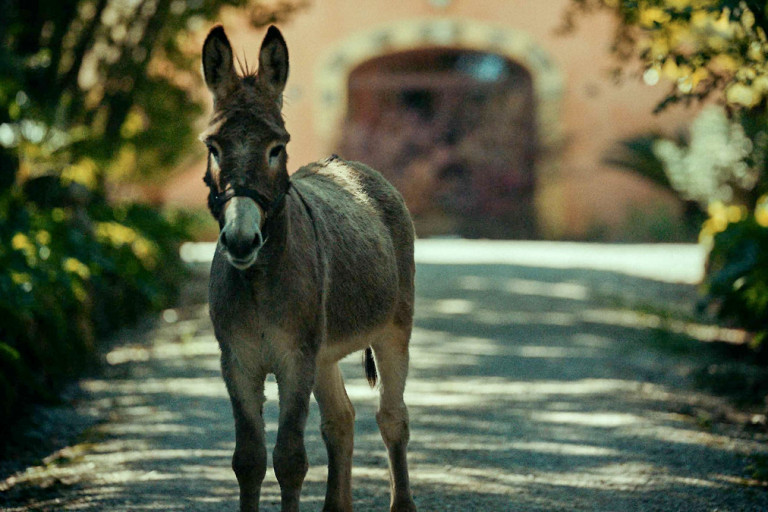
[363,347,378,388]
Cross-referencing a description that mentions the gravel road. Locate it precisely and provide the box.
[2,241,766,511]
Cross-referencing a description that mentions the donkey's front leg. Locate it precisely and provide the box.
[274,349,316,512]
[221,347,268,512]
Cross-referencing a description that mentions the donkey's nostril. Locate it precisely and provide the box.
[230,239,252,258]
[221,229,263,260]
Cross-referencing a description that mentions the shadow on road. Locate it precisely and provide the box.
[1,253,766,511]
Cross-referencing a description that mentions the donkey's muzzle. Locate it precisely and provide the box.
[220,229,264,259]
[219,196,265,270]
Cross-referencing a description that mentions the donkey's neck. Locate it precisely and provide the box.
[242,188,313,286]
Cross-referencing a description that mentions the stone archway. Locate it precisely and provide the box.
[314,18,564,238]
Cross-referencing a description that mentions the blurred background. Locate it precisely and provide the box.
[2,0,768,446]
[166,1,707,243]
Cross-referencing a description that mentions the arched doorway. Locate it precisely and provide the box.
[338,48,538,238]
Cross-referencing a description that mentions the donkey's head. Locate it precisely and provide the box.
[201,25,290,270]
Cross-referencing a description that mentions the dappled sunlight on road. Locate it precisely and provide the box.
[529,411,642,427]
[508,442,620,457]
[460,274,591,301]
[399,255,766,509]
[2,241,765,511]
[581,308,750,345]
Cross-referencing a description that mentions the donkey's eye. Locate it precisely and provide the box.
[206,142,221,164]
[267,144,284,168]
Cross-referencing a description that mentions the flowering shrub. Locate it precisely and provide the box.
[0,0,309,450]
[652,106,759,206]
[706,221,768,341]
[615,103,768,345]
[563,1,768,357]
[564,1,768,110]
[703,197,768,347]
[0,181,190,438]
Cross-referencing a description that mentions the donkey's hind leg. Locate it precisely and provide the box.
[314,362,355,512]
[373,328,417,512]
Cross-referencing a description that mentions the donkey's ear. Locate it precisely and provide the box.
[203,25,238,102]
[257,26,289,98]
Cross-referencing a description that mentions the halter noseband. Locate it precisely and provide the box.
[207,183,291,226]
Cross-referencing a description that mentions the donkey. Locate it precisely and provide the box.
[201,25,417,512]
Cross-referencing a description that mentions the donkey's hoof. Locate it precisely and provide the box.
[390,499,417,512]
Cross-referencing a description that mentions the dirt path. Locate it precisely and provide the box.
[2,241,766,511]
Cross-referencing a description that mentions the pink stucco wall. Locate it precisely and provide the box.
[165,0,700,240]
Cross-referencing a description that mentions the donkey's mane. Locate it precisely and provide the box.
[235,51,257,80]
[212,81,287,136]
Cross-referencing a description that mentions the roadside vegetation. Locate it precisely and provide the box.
[0,0,306,452]
[565,0,768,354]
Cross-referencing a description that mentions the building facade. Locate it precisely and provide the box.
[166,0,700,240]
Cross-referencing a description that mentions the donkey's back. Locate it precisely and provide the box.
[291,156,415,344]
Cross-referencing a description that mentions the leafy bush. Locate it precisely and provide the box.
[0,179,191,440]
[607,114,768,348]
[562,1,768,389]
[704,205,768,348]
[0,0,308,452]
